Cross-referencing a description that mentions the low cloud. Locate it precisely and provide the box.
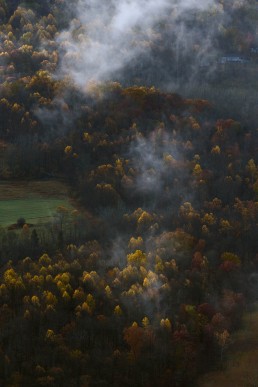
[57,0,222,89]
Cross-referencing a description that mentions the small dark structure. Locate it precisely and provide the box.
[218,56,250,64]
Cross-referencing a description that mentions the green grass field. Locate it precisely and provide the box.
[0,180,74,227]
[0,198,73,227]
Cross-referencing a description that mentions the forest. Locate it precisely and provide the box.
[0,0,258,386]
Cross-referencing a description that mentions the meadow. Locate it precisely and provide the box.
[0,180,73,227]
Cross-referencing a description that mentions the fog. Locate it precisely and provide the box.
[57,0,222,89]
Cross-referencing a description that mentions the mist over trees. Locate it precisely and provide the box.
[0,0,257,386]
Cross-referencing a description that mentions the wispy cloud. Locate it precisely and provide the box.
[57,0,221,89]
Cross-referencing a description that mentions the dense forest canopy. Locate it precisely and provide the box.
[0,0,257,386]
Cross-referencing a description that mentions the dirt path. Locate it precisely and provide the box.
[198,305,258,387]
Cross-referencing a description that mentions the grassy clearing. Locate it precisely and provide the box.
[198,305,258,387]
[0,180,74,227]
[0,198,73,227]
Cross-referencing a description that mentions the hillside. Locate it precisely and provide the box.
[0,1,257,386]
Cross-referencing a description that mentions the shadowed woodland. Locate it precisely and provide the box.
[0,1,257,386]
